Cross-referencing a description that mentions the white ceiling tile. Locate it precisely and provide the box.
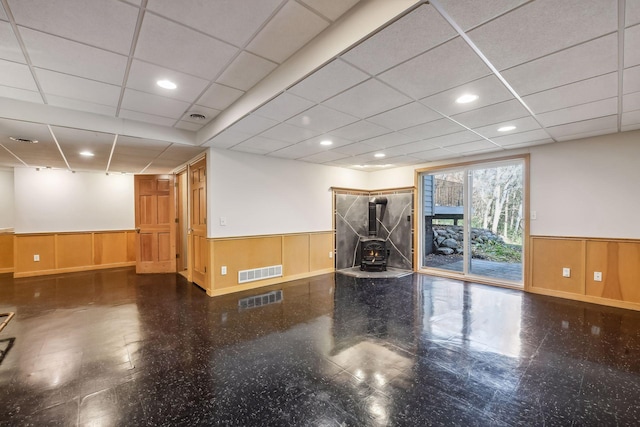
[400,118,467,140]
[371,155,421,167]
[51,126,113,171]
[501,139,554,150]
[622,110,640,127]
[468,0,617,71]
[366,102,442,131]
[379,37,491,99]
[622,123,640,131]
[148,144,207,172]
[420,75,514,116]
[126,60,209,102]
[267,140,327,159]
[331,142,377,156]
[253,93,315,122]
[628,1,640,26]
[204,129,252,148]
[300,0,359,21]
[555,127,618,142]
[260,123,323,144]
[299,150,348,164]
[0,21,25,63]
[342,4,457,75]
[423,131,483,148]
[0,118,64,168]
[0,86,43,104]
[216,51,278,91]
[229,114,278,135]
[180,106,219,124]
[287,59,369,103]
[624,65,640,94]
[410,147,457,162]
[174,121,203,132]
[121,89,190,119]
[623,91,640,112]
[451,99,529,129]
[491,129,552,146]
[330,120,390,141]
[196,84,244,110]
[7,0,138,55]
[324,79,412,119]
[360,132,417,149]
[146,0,282,46]
[298,134,353,149]
[47,95,117,117]
[0,5,7,20]
[379,142,439,157]
[546,115,618,138]
[246,1,329,64]
[21,28,127,85]
[0,59,38,91]
[36,69,120,106]
[109,135,171,173]
[286,105,358,132]
[537,97,618,127]
[625,24,640,68]
[135,13,238,80]
[445,139,499,154]
[118,109,177,127]
[522,72,618,114]
[436,0,529,31]
[502,34,618,96]
[473,116,542,139]
[234,136,292,154]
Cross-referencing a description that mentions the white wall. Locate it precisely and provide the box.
[0,168,14,230]
[368,130,640,239]
[14,168,134,233]
[208,148,369,237]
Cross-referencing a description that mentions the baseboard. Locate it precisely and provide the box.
[529,286,640,312]
[13,261,136,278]
[0,267,13,274]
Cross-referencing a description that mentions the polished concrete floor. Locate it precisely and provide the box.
[1,268,640,426]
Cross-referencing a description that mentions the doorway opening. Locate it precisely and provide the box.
[419,157,527,287]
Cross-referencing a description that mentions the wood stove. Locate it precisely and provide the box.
[360,197,389,271]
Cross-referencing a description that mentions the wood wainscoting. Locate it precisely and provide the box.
[530,236,640,311]
[13,230,136,278]
[0,232,13,273]
[202,231,334,297]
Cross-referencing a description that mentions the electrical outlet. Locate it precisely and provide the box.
[594,272,602,282]
[221,266,227,275]
[329,251,333,259]
[219,217,227,226]
[562,267,571,278]
[531,211,537,220]
[33,254,40,262]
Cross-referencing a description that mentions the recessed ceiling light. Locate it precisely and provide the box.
[320,140,333,146]
[9,136,38,143]
[80,151,94,157]
[374,153,386,158]
[455,94,479,104]
[157,79,177,90]
[497,125,517,132]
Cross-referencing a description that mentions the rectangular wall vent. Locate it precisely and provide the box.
[238,265,282,284]
[238,290,283,310]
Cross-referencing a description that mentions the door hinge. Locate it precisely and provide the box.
[176,253,180,259]
[175,218,179,223]
[204,266,207,273]
[204,217,207,225]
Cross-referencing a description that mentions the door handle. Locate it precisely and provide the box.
[135,228,141,233]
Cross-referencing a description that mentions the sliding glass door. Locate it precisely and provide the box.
[420,159,525,287]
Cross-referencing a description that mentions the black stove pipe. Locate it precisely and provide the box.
[368,197,388,237]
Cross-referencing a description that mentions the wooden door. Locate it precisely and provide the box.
[176,170,187,273]
[135,174,176,274]
[190,158,207,286]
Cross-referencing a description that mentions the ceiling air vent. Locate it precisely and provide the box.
[189,113,206,120]
[9,136,38,143]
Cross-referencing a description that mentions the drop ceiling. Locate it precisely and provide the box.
[0,0,637,173]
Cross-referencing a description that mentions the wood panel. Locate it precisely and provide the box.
[283,234,309,276]
[531,237,584,294]
[310,232,334,271]
[15,234,56,273]
[213,236,282,289]
[126,231,136,262]
[57,233,92,269]
[586,241,640,304]
[0,233,13,272]
[94,232,128,265]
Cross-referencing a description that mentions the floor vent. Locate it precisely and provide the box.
[238,290,283,310]
[238,265,282,284]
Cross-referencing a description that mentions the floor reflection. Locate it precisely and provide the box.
[1,268,640,425]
